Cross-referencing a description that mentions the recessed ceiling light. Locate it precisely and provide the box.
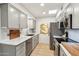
[10,8,14,12]
[42,12,46,15]
[40,3,44,7]
[49,10,57,14]
[21,14,25,17]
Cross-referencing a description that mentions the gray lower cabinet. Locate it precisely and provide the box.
[16,42,26,56]
[0,34,39,56]
[0,42,26,56]
[26,34,39,56]
[26,38,32,56]
[0,44,16,56]
[32,34,39,49]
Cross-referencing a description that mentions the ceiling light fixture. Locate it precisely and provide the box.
[10,8,14,12]
[49,10,57,14]
[21,14,25,17]
[42,12,46,15]
[40,3,44,7]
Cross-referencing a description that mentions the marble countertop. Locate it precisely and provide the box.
[0,33,38,46]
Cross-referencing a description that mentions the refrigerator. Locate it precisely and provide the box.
[49,22,63,50]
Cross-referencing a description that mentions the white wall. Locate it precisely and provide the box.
[36,17,56,44]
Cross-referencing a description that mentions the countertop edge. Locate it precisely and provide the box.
[60,44,71,56]
[0,33,39,46]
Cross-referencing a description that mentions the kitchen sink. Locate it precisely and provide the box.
[26,34,34,36]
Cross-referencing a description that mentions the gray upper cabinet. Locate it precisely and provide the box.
[8,5,20,28]
[66,4,73,15]
[0,4,20,28]
[0,3,27,29]
[65,4,79,29]
[20,13,27,28]
[0,8,1,27]
[0,4,8,27]
[72,4,79,29]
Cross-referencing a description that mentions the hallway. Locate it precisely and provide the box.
[31,43,54,56]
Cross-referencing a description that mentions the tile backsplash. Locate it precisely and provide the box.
[0,28,9,40]
[20,28,28,36]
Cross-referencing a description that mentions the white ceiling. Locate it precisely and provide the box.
[21,3,64,18]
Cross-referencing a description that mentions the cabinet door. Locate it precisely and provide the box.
[26,38,32,56]
[67,4,79,29]
[0,4,8,27]
[8,5,20,28]
[0,8,1,27]
[72,4,79,29]
[32,36,35,49]
[16,42,26,56]
[32,36,36,49]
[32,34,39,49]
[20,13,27,28]
[0,44,16,56]
[35,35,39,47]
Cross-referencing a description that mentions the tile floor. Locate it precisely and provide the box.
[31,43,54,56]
